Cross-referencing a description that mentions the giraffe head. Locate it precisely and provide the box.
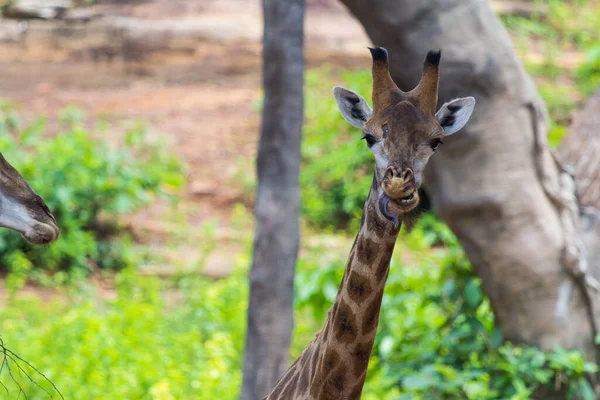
[334,47,475,228]
[0,153,59,245]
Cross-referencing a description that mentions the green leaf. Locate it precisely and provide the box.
[379,336,395,357]
[402,373,434,391]
[464,279,483,308]
[490,327,504,349]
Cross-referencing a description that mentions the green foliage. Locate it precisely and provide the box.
[0,266,247,399]
[576,45,600,97]
[0,101,184,286]
[500,0,600,129]
[300,68,374,231]
[542,0,600,47]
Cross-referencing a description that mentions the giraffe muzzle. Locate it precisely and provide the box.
[379,167,420,229]
[382,166,416,199]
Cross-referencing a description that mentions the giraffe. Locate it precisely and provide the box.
[264,47,476,399]
[0,153,59,245]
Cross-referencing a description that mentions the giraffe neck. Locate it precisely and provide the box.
[308,183,399,398]
[265,177,400,400]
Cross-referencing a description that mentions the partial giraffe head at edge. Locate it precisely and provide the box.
[0,153,59,245]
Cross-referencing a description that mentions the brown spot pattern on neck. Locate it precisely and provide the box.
[264,184,400,399]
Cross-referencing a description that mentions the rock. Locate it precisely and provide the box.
[2,0,73,20]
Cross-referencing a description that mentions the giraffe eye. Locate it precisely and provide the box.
[430,138,443,151]
[382,124,389,139]
[361,133,378,147]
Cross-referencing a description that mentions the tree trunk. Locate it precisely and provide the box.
[340,0,597,372]
[558,86,600,337]
[558,87,600,210]
[239,1,304,399]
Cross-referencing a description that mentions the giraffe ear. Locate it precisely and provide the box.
[333,86,373,129]
[435,97,476,136]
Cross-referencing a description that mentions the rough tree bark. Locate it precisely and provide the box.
[558,87,600,336]
[240,1,304,399]
[340,0,599,381]
[559,87,600,210]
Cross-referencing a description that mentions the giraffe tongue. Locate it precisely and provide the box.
[378,193,400,230]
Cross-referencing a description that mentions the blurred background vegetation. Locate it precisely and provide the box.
[0,0,599,399]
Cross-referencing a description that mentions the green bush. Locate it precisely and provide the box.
[0,266,247,399]
[0,101,185,287]
[300,68,374,231]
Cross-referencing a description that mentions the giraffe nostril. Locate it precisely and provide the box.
[401,168,413,181]
[385,166,396,180]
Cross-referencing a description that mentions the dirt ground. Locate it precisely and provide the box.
[0,0,371,281]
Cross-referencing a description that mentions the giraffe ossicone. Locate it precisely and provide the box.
[265,47,475,400]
